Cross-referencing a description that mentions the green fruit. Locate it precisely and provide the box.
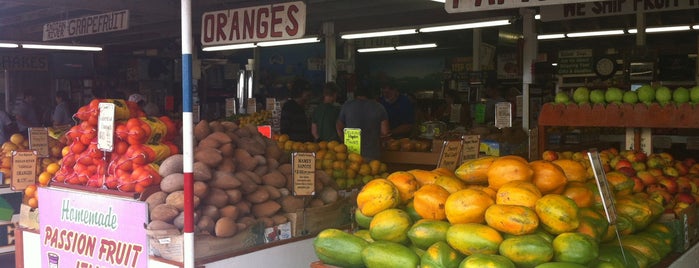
[589,89,606,104]
[622,91,638,104]
[362,240,420,268]
[552,232,599,265]
[573,87,590,104]
[690,86,699,103]
[498,234,554,268]
[420,241,465,268]
[355,208,374,229]
[605,87,623,104]
[369,208,413,244]
[655,86,672,105]
[314,228,369,268]
[637,85,655,104]
[554,92,571,104]
[460,253,515,268]
[534,262,588,268]
[673,87,690,104]
[407,219,451,250]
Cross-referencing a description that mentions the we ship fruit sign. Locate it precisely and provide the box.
[445,0,599,13]
[39,187,148,268]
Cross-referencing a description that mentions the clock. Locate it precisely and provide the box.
[594,57,617,79]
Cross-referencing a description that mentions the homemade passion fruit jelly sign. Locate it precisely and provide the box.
[39,187,148,268]
[587,149,618,224]
[292,152,316,196]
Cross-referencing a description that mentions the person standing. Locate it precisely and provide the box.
[129,93,160,117]
[280,78,314,142]
[336,86,390,161]
[13,93,39,134]
[52,90,74,127]
[379,81,415,139]
[311,82,341,142]
[0,109,13,144]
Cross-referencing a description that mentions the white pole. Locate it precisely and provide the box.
[180,0,195,268]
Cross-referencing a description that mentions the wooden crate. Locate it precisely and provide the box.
[659,203,698,253]
[286,197,354,237]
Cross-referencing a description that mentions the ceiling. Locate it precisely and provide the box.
[0,0,697,53]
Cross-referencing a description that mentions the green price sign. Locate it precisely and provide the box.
[344,128,361,155]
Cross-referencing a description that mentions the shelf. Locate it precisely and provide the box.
[539,103,699,129]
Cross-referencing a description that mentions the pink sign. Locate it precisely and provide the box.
[39,186,148,268]
[257,125,272,139]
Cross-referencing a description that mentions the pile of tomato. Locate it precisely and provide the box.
[53,99,178,193]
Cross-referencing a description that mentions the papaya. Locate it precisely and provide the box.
[595,244,641,268]
[552,232,599,265]
[530,160,568,194]
[445,188,494,224]
[314,228,369,268]
[534,262,588,268]
[407,219,451,250]
[484,204,539,235]
[362,240,420,268]
[403,199,423,222]
[354,208,373,229]
[534,194,579,235]
[618,235,662,265]
[420,241,465,268]
[576,207,609,242]
[459,253,515,268]
[562,181,595,208]
[605,171,634,195]
[413,184,451,220]
[487,156,534,190]
[642,222,676,247]
[498,234,553,268]
[369,208,413,244]
[353,229,374,243]
[454,156,496,184]
[407,169,441,186]
[386,171,419,203]
[552,159,589,182]
[356,179,401,216]
[434,175,467,194]
[615,195,654,230]
[446,223,503,255]
[495,181,542,209]
[614,214,636,236]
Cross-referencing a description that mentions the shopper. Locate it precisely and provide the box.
[13,93,39,134]
[433,90,471,128]
[280,78,314,142]
[379,81,415,139]
[0,109,13,144]
[336,86,390,161]
[311,82,341,142]
[129,93,160,117]
[52,90,74,127]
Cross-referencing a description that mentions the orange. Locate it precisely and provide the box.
[530,160,568,194]
[27,197,38,209]
[24,184,37,198]
[333,144,348,153]
[487,156,534,190]
[46,163,60,175]
[445,188,494,224]
[10,133,25,145]
[38,172,52,186]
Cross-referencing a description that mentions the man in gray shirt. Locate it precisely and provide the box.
[13,93,39,133]
[336,87,390,161]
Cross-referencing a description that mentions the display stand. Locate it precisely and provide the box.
[538,102,699,155]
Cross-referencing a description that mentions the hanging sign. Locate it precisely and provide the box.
[343,128,362,155]
[225,98,237,117]
[540,1,699,22]
[292,152,316,196]
[97,103,115,152]
[247,98,257,114]
[201,1,307,46]
[0,54,48,71]
[29,127,49,158]
[43,10,129,41]
[494,102,512,129]
[461,135,480,161]
[39,187,148,268]
[438,140,464,171]
[11,150,38,191]
[587,149,617,224]
[445,0,598,13]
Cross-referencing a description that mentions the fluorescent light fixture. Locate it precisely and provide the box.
[257,37,320,47]
[0,42,19,48]
[22,43,102,51]
[341,29,417,39]
[420,19,510,33]
[628,25,691,33]
[565,30,624,38]
[537,33,565,40]
[535,14,541,20]
[203,43,256,51]
[357,47,395,53]
[551,63,558,66]
[396,43,437,50]
[431,0,446,2]
[694,24,699,29]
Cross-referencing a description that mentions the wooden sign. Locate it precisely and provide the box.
[587,149,617,224]
[247,98,257,114]
[225,98,237,117]
[43,10,129,41]
[445,0,598,13]
[343,128,361,155]
[461,135,480,161]
[438,140,464,171]
[494,102,512,129]
[292,152,316,196]
[11,150,38,191]
[266,98,276,111]
[28,127,49,158]
[97,102,115,152]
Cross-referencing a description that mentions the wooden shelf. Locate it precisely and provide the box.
[537,102,699,155]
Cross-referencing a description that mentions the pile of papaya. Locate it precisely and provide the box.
[314,149,684,268]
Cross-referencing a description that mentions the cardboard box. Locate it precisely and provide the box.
[287,197,354,237]
[659,203,698,253]
[18,204,39,230]
[480,139,527,157]
[148,221,266,263]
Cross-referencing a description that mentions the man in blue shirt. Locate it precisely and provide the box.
[379,82,415,139]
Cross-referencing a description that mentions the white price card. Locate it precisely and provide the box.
[494,102,512,129]
[292,152,316,196]
[97,102,115,152]
[28,127,49,157]
[461,135,480,161]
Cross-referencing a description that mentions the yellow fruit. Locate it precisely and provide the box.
[327,140,340,151]
[495,181,542,209]
[357,179,401,216]
[305,142,320,152]
[24,184,37,198]
[369,160,381,175]
[445,188,495,224]
[487,157,534,190]
[413,184,451,220]
[335,152,347,161]
[277,134,290,143]
[529,160,568,195]
[386,171,419,203]
[10,133,24,146]
[348,153,364,164]
[38,172,52,186]
[318,141,328,150]
[333,144,348,153]
[27,197,38,209]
